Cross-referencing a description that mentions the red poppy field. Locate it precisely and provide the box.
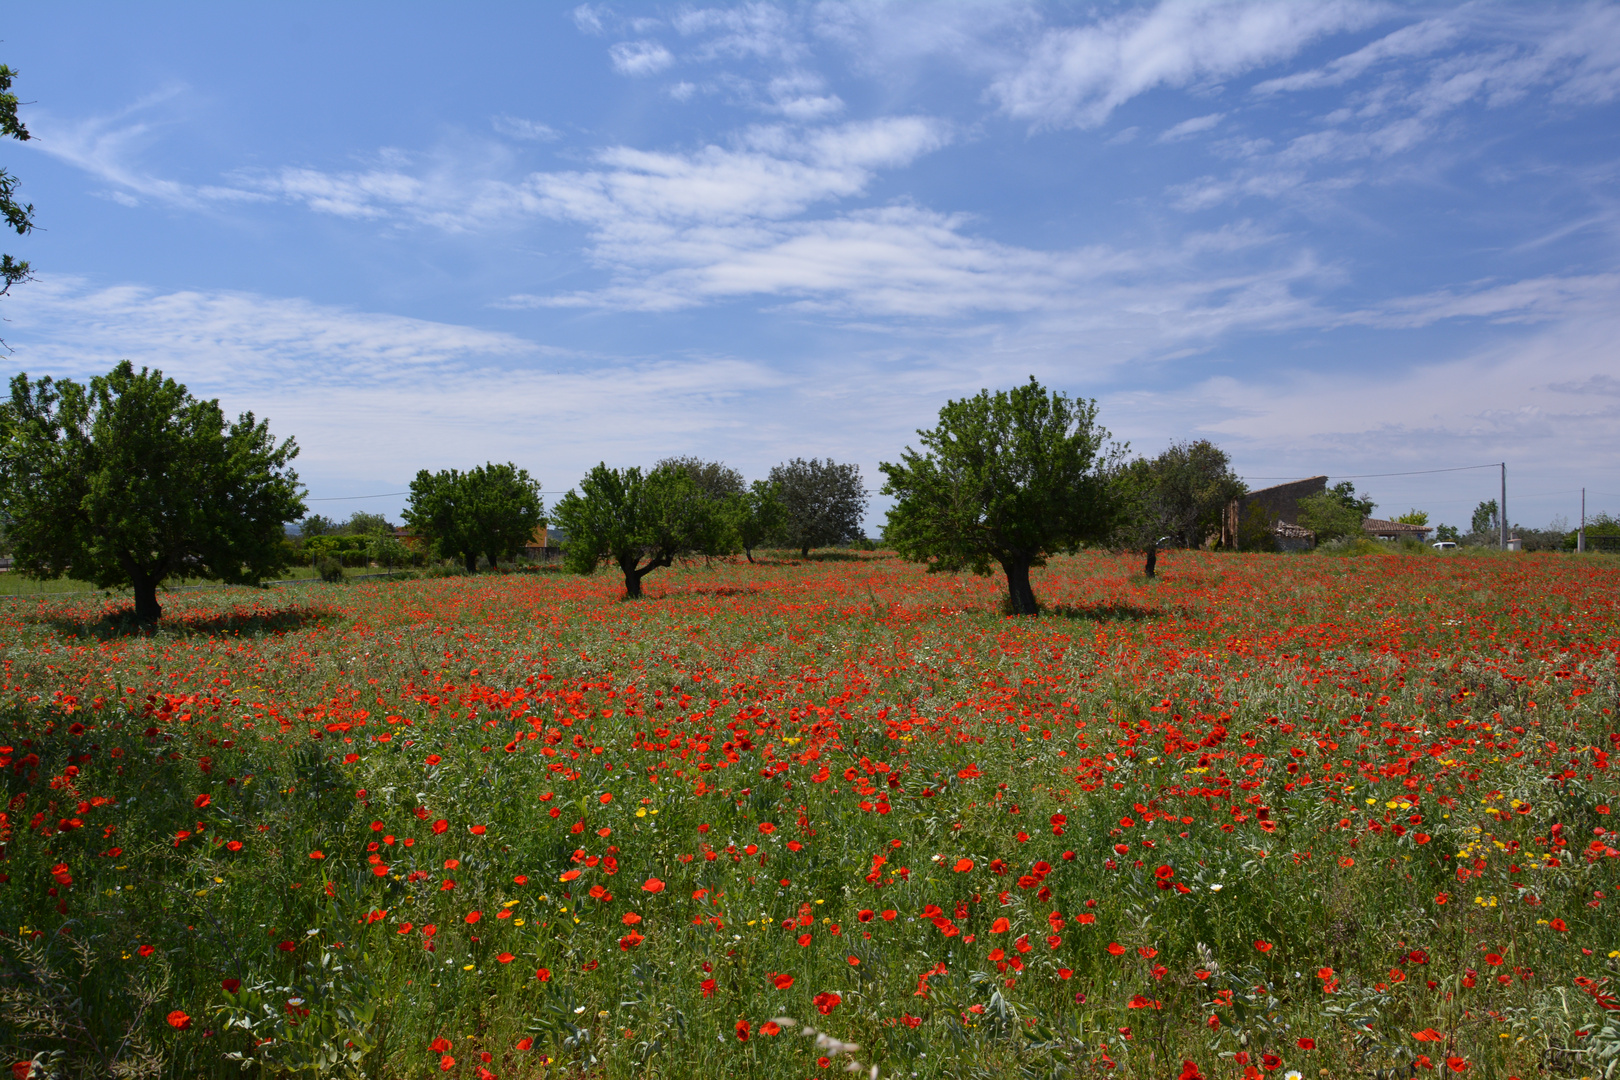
[0,550,1616,1080]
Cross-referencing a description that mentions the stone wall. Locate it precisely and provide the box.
[1222,476,1328,547]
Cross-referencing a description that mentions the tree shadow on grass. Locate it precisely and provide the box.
[40,604,345,641]
[1045,601,1160,623]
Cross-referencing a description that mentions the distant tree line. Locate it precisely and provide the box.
[6,359,1607,625]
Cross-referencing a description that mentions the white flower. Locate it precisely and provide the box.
[1209,883,1224,892]
[1285,1071,1303,1080]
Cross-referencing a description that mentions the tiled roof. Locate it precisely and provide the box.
[1362,518,1430,534]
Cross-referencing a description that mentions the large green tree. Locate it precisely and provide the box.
[726,479,786,563]
[880,377,1125,616]
[657,456,743,560]
[1,63,36,317]
[552,463,712,598]
[0,362,305,621]
[1121,439,1246,549]
[403,463,543,573]
[769,457,867,558]
[1296,481,1377,544]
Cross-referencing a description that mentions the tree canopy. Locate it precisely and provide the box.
[1,63,36,314]
[552,463,712,597]
[880,376,1125,616]
[769,457,867,558]
[0,362,305,621]
[1121,439,1245,549]
[726,479,786,563]
[1297,481,1376,544]
[403,463,543,573]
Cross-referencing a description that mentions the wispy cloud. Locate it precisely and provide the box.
[988,0,1379,130]
[609,40,675,76]
[1159,113,1225,142]
[492,115,559,141]
[1172,5,1620,211]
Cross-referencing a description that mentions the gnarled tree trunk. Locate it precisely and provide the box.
[464,551,479,574]
[131,569,162,623]
[999,556,1039,616]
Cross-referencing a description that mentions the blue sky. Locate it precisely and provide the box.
[5,1,1620,535]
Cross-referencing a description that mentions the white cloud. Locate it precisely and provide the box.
[674,4,804,63]
[24,89,266,209]
[528,116,952,229]
[1252,17,1460,94]
[609,40,675,76]
[1176,6,1620,211]
[492,115,559,141]
[989,0,1379,130]
[4,276,537,391]
[1341,273,1620,330]
[767,73,844,120]
[572,5,607,36]
[1159,112,1225,142]
[0,275,803,487]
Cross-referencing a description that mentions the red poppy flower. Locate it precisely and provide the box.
[990,918,1010,933]
[1297,1037,1315,1050]
[772,972,795,989]
[1550,919,1568,932]
[221,978,241,994]
[1254,940,1273,953]
[1412,1029,1444,1042]
[497,952,514,964]
[1106,942,1127,955]
[642,877,665,893]
[515,1038,533,1051]
[431,819,448,834]
[465,911,481,924]
[813,991,842,1015]
[193,794,211,809]
[954,858,974,872]
[758,822,776,833]
[166,1010,191,1030]
[431,1038,452,1053]
[798,933,812,947]
[536,968,551,981]
[439,1055,455,1072]
[619,930,644,950]
[857,909,874,922]
[735,1020,749,1042]
[1446,1057,1468,1073]
[1126,995,1162,1010]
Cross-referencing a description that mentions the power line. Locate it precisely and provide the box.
[1240,463,1503,481]
[304,490,574,502]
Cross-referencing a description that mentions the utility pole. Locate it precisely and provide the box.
[1579,488,1586,553]
[1499,462,1507,550]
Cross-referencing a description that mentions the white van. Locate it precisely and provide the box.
[1432,541,1457,551]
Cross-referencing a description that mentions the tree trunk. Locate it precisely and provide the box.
[620,554,645,599]
[131,571,162,623]
[800,543,810,559]
[464,551,479,574]
[1144,544,1157,579]
[1000,557,1039,616]
[744,546,755,564]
